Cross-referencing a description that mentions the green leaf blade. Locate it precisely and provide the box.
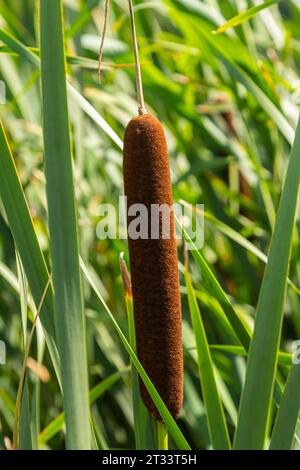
[39,0,90,450]
[233,116,300,450]
[270,364,300,450]
[214,0,279,35]
[185,263,231,449]
[0,122,60,383]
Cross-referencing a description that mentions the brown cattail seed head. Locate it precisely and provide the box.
[123,114,183,420]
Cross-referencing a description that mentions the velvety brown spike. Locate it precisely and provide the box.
[123,113,183,420]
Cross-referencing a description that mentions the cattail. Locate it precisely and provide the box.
[123,113,183,420]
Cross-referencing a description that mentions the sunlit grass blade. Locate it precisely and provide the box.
[0,261,19,293]
[184,252,231,450]
[157,421,168,450]
[80,259,191,450]
[0,43,138,71]
[39,0,90,450]
[209,345,292,368]
[0,121,60,382]
[233,116,300,450]
[213,0,280,35]
[68,86,123,149]
[270,364,300,450]
[0,29,40,67]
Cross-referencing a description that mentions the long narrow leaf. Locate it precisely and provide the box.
[214,0,280,35]
[185,257,231,449]
[0,122,60,382]
[39,0,90,449]
[233,115,300,449]
[270,364,300,450]
[209,345,292,367]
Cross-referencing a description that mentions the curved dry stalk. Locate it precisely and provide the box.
[98,0,111,83]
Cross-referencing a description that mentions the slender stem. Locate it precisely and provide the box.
[157,421,168,450]
[98,0,111,83]
[128,0,146,115]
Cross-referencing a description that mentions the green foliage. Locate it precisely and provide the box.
[0,0,300,451]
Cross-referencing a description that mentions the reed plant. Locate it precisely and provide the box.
[0,0,299,451]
